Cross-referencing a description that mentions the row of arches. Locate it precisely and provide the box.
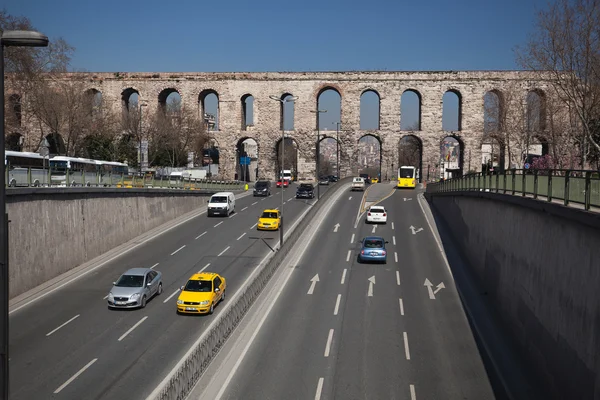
[8,86,544,133]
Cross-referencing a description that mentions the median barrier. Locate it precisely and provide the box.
[147,178,352,400]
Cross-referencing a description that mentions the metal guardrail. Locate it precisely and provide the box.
[426,169,600,211]
[5,168,246,191]
[148,178,351,400]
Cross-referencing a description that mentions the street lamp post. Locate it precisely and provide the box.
[310,109,327,200]
[0,30,49,400]
[269,95,298,249]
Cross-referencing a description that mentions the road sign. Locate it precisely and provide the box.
[524,163,531,169]
[240,156,251,165]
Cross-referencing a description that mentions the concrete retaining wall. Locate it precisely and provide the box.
[8,189,226,298]
[425,192,600,400]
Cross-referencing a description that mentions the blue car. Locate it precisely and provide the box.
[357,236,388,264]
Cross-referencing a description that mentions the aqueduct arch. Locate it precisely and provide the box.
[8,71,558,180]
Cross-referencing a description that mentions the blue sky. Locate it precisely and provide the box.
[4,0,546,135]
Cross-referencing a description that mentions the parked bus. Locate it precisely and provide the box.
[397,166,417,188]
[5,150,51,187]
[49,156,129,186]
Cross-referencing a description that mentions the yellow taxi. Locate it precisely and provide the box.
[257,209,281,231]
[371,177,379,183]
[176,272,226,315]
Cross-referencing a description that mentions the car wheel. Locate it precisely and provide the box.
[221,290,226,302]
[140,295,147,308]
[157,283,163,295]
[208,302,214,315]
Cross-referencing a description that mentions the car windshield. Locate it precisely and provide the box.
[255,182,268,188]
[400,168,414,178]
[261,212,279,219]
[184,280,212,292]
[115,274,144,287]
[210,196,227,203]
[370,208,384,213]
[364,239,384,248]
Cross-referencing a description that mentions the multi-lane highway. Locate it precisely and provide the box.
[9,182,333,400]
[194,183,495,399]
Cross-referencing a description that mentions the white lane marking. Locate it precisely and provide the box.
[346,250,351,262]
[283,201,287,205]
[315,377,324,400]
[410,384,416,400]
[251,223,258,229]
[199,263,211,273]
[195,231,207,240]
[214,221,223,227]
[396,271,401,285]
[163,289,180,303]
[150,263,159,270]
[334,294,341,315]
[289,197,294,201]
[393,236,396,245]
[399,298,405,316]
[241,206,248,211]
[171,245,186,256]
[275,207,279,210]
[395,252,398,263]
[350,233,355,244]
[46,314,80,337]
[324,329,334,357]
[341,269,347,284]
[371,225,376,233]
[261,198,266,201]
[392,222,395,230]
[229,213,237,219]
[103,295,108,299]
[403,331,411,360]
[252,201,258,205]
[217,246,231,257]
[53,358,98,394]
[237,233,246,241]
[118,316,148,341]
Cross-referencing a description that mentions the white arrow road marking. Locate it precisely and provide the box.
[424,279,445,299]
[349,196,352,200]
[367,276,375,297]
[307,274,320,295]
[410,225,423,235]
[334,294,341,315]
[341,269,347,284]
[403,197,413,201]
[324,329,334,357]
[333,223,340,232]
[371,225,377,233]
[403,331,411,360]
[434,282,446,294]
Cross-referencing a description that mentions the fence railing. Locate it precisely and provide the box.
[6,168,246,191]
[426,169,600,211]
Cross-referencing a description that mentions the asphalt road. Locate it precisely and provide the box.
[9,182,333,400]
[208,183,496,400]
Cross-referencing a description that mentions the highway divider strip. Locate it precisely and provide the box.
[145,178,352,400]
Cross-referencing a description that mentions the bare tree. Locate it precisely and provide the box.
[398,136,421,168]
[515,0,600,167]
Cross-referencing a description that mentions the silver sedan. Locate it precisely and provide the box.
[107,267,163,309]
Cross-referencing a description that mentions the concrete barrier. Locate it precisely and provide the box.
[425,191,600,400]
[7,188,243,299]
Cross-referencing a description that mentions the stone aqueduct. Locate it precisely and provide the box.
[10,71,554,181]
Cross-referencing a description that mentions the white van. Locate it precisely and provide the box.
[207,192,235,217]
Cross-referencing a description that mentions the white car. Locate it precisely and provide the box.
[366,206,387,224]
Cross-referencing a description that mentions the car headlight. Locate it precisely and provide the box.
[199,300,210,305]
[108,293,114,301]
[177,300,183,305]
[130,293,140,301]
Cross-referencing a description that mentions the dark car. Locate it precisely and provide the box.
[253,180,271,197]
[319,176,330,185]
[328,175,339,182]
[296,183,315,199]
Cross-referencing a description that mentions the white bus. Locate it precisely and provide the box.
[5,150,52,187]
